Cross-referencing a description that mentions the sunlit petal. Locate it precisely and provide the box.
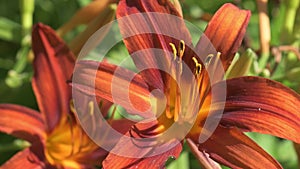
[117,0,192,89]
[72,60,152,117]
[213,76,300,143]
[102,120,182,169]
[1,148,51,169]
[0,104,46,143]
[198,126,282,168]
[32,23,75,132]
[196,3,251,72]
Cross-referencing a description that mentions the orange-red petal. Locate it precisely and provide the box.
[196,3,251,72]
[76,119,136,166]
[31,23,75,132]
[102,120,182,169]
[72,60,152,117]
[198,126,282,168]
[0,104,46,143]
[214,76,300,143]
[103,143,182,169]
[0,148,51,169]
[117,0,192,90]
[71,148,108,167]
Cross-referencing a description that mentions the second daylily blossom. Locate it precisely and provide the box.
[0,24,133,169]
[72,0,300,169]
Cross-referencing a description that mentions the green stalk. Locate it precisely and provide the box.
[258,52,269,70]
[281,0,300,43]
[20,0,35,36]
[293,6,300,40]
[5,0,35,88]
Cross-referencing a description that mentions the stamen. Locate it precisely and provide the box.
[192,57,202,75]
[178,40,185,59]
[174,99,179,122]
[216,52,221,58]
[166,40,186,122]
[165,98,174,119]
[88,101,97,139]
[169,43,177,60]
[69,99,76,114]
[66,114,75,157]
[88,101,94,116]
[177,40,185,76]
[205,54,214,67]
[209,52,221,78]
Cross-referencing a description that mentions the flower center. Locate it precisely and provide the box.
[45,100,99,168]
[155,40,221,139]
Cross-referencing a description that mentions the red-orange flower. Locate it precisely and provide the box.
[0,24,133,169]
[72,1,300,168]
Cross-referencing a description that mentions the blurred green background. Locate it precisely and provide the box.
[0,0,299,168]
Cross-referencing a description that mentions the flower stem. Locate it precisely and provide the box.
[20,0,34,36]
[256,0,271,69]
[281,0,300,43]
[5,0,34,88]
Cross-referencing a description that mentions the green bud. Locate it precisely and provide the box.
[226,48,257,78]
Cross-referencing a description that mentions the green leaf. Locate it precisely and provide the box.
[0,17,22,43]
[167,150,189,169]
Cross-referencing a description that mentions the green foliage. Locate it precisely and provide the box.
[0,0,299,168]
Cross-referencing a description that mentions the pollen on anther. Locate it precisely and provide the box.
[178,40,185,59]
[205,54,214,67]
[169,43,177,60]
[192,57,202,75]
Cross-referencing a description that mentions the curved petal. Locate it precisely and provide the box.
[102,121,182,169]
[214,76,300,143]
[32,23,75,132]
[72,148,108,167]
[73,119,136,167]
[117,0,193,89]
[103,144,182,169]
[0,104,46,143]
[109,119,136,134]
[1,148,51,169]
[198,126,282,169]
[196,3,251,72]
[186,139,221,169]
[72,60,152,118]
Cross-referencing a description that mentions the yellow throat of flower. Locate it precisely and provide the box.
[45,101,99,168]
[152,40,219,140]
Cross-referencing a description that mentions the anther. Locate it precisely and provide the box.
[69,99,76,114]
[205,54,214,67]
[178,40,185,59]
[169,43,177,60]
[192,57,202,75]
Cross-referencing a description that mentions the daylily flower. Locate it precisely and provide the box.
[72,1,300,168]
[0,23,132,169]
